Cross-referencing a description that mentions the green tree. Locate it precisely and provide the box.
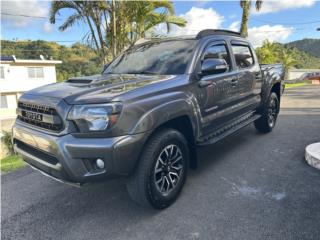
[124,1,186,45]
[256,40,278,64]
[278,48,297,79]
[49,0,186,62]
[240,0,263,37]
[50,1,110,62]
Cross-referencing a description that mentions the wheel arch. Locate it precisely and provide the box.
[132,115,198,173]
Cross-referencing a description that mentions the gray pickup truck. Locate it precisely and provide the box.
[12,29,284,209]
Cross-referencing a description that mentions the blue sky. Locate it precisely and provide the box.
[1,0,320,47]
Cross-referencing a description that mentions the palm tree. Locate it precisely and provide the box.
[50,1,110,61]
[278,48,296,80]
[50,1,186,62]
[240,0,263,37]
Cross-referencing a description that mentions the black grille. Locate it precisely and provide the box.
[17,101,63,132]
[15,139,59,165]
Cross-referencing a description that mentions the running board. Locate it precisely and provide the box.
[197,113,261,146]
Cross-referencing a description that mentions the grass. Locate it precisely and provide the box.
[285,82,307,89]
[1,155,26,173]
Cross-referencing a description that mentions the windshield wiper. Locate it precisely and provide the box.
[125,71,156,75]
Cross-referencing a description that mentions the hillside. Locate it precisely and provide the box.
[0,40,101,82]
[1,39,319,82]
[286,39,320,58]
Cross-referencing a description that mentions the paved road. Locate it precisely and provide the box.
[2,85,320,240]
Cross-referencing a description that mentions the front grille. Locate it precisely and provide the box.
[17,101,63,132]
[15,139,59,165]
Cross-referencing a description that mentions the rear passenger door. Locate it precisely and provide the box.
[231,42,262,113]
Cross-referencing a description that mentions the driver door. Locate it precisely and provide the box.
[197,41,240,134]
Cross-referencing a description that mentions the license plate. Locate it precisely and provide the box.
[22,111,43,121]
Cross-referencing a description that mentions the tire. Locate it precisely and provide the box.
[126,128,189,209]
[254,92,280,133]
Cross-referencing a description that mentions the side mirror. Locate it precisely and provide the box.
[200,58,228,76]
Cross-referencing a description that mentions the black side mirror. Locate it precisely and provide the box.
[200,58,228,76]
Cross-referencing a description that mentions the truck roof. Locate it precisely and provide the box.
[135,29,244,45]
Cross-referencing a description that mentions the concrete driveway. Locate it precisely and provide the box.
[2,85,320,240]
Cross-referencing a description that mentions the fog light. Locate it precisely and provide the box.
[96,159,105,169]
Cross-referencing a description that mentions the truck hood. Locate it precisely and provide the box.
[26,74,174,104]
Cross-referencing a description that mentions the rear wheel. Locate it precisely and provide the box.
[126,128,189,209]
[254,92,279,133]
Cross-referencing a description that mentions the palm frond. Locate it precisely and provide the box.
[255,0,263,11]
[49,1,79,24]
[58,13,83,32]
[151,1,175,15]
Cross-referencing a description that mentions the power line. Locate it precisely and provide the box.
[183,27,309,33]
[1,12,63,20]
[2,39,80,43]
[251,18,320,26]
[1,12,47,19]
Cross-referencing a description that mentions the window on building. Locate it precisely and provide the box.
[231,45,254,69]
[0,66,4,79]
[28,67,44,79]
[0,95,8,108]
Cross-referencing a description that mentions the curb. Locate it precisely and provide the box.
[305,143,320,170]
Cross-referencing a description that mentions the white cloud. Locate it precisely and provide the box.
[252,0,316,14]
[42,21,53,33]
[153,7,224,37]
[1,0,49,27]
[248,25,293,47]
[228,21,240,32]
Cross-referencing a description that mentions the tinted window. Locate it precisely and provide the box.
[232,45,254,69]
[104,40,196,75]
[203,44,231,69]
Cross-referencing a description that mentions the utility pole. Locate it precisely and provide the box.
[112,0,117,58]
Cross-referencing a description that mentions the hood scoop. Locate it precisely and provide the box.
[67,78,93,84]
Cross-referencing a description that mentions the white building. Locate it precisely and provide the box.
[287,68,320,82]
[0,55,62,119]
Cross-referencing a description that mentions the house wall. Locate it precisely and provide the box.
[0,63,57,92]
[0,63,58,120]
[287,69,320,81]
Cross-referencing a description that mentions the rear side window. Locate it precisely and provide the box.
[231,45,254,69]
[203,44,231,70]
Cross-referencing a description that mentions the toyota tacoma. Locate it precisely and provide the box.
[12,29,284,209]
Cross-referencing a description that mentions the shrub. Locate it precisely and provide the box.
[1,131,14,155]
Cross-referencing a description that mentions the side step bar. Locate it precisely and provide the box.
[197,113,261,146]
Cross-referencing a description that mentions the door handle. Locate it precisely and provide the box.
[198,81,215,88]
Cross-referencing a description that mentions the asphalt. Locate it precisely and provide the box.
[2,85,320,240]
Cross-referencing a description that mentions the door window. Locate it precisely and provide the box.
[202,44,231,71]
[231,45,254,69]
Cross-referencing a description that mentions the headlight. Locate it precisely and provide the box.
[67,103,122,132]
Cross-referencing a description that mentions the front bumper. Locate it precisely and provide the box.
[12,122,148,184]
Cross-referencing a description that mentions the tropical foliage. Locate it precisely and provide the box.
[1,40,101,81]
[49,0,186,62]
[256,40,320,79]
[285,39,320,58]
[239,0,263,37]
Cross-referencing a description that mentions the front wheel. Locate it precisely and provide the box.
[254,92,279,133]
[126,128,189,209]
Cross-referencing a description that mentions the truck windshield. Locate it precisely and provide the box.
[104,40,196,75]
